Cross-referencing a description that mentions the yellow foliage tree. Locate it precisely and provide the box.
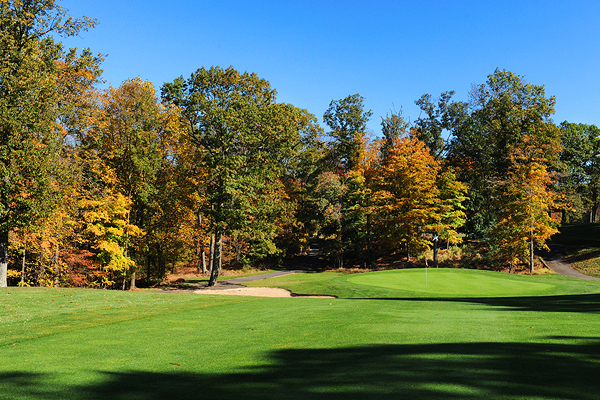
[373,136,442,261]
[489,138,564,272]
[81,191,142,287]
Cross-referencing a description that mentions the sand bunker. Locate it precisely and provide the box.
[193,286,334,298]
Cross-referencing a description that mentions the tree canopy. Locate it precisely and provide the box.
[0,5,588,286]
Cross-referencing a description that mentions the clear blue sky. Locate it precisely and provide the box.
[59,0,600,135]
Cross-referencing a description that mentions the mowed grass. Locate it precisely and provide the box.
[2,269,600,400]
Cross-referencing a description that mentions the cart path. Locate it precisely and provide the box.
[222,247,325,284]
[541,243,600,281]
[153,248,324,293]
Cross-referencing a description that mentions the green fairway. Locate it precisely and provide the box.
[2,269,600,399]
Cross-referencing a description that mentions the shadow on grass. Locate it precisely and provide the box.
[352,293,600,314]
[3,340,600,400]
[551,223,600,264]
[565,248,600,264]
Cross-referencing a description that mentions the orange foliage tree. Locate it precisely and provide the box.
[489,137,565,272]
[372,135,442,261]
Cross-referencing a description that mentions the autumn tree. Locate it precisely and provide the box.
[76,78,195,286]
[162,66,307,286]
[447,69,561,239]
[276,111,326,256]
[489,138,563,272]
[373,136,442,261]
[315,94,373,268]
[0,0,96,286]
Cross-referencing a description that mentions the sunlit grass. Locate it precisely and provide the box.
[2,269,600,399]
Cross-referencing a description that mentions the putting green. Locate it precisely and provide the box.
[347,268,555,297]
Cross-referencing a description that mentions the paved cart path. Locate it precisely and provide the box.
[217,247,326,287]
[541,243,600,281]
[154,248,325,293]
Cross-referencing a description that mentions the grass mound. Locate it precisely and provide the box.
[347,268,555,297]
[244,267,600,299]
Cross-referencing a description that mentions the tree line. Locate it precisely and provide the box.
[1,1,596,288]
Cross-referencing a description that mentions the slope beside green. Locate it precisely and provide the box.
[552,223,600,278]
[244,267,600,298]
[2,269,600,400]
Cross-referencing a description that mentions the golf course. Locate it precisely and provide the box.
[2,268,600,399]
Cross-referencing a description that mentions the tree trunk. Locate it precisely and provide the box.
[21,240,26,286]
[201,249,207,274]
[236,246,241,264]
[338,212,343,269]
[0,227,8,287]
[196,245,202,274]
[53,241,60,287]
[433,232,439,268]
[38,246,45,286]
[529,234,534,274]
[208,227,223,286]
[130,271,136,290]
[366,213,372,267]
[209,233,215,274]
[196,211,203,274]
[592,185,599,223]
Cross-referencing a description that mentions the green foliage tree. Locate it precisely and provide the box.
[559,122,600,222]
[315,94,373,268]
[380,109,409,158]
[277,112,325,255]
[447,69,561,239]
[162,66,306,286]
[413,91,463,159]
[0,0,96,286]
[323,94,373,172]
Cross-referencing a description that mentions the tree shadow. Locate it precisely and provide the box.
[3,340,600,399]
[352,293,600,314]
[565,248,600,264]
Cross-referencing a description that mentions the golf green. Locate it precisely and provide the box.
[347,268,555,297]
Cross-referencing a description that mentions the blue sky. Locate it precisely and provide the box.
[58,0,600,135]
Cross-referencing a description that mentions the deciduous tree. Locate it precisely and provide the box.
[489,138,563,272]
[162,66,306,286]
[559,122,600,222]
[373,136,441,261]
[447,69,561,239]
[0,0,96,286]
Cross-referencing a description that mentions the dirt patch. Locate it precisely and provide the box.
[194,286,335,298]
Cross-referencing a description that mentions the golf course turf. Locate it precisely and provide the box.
[2,268,600,399]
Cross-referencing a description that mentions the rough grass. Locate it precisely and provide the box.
[552,223,600,278]
[2,269,600,399]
